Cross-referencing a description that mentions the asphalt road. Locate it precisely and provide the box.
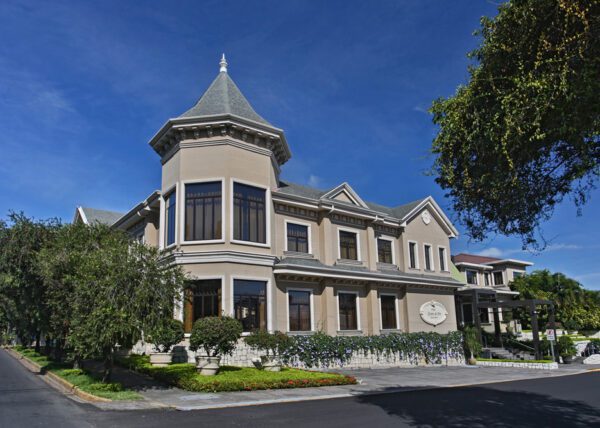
[1,348,599,428]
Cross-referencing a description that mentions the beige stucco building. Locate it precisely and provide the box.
[74,56,464,338]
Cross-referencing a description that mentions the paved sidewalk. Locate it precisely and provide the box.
[94,362,600,411]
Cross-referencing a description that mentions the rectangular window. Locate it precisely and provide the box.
[185,182,222,241]
[480,308,490,324]
[493,271,504,285]
[184,279,221,333]
[484,272,491,286]
[233,183,266,244]
[462,303,474,324]
[466,270,478,285]
[233,279,267,332]
[339,231,358,260]
[408,242,417,268]
[165,191,176,246]
[380,295,397,329]
[438,247,447,271]
[377,239,393,264]
[288,290,311,332]
[338,292,358,330]
[287,223,309,253]
[424,244,433,271]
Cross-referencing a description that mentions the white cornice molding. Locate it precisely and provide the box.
[112,190,161,230]
[171,250,278,267]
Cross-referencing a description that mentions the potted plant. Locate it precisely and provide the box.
[558,335,577,364]
[147,319,184,366]
[244,330,291,371]
[463,326,482,365]
[189,316,242,376]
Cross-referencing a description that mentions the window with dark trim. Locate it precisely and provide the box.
[184,279,221,333]
[287,223,309,253]
[493,271,504,285]
[462,303,474,324]
[233,279,267,332]
[288,290,311,331]
[438,247,447,271]
[185,182,222,241]
[339,231,358,260]
[165,191,176,246]
[377,239,393,264]
[338,292,358,330]
[480,308,490,324]
[233,183,266,244]
[408,242,417,268]
[466,270,478,285]
[380,295,397,329]
[424,244,433,271]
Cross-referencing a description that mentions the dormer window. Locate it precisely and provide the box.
[184,181,222,242]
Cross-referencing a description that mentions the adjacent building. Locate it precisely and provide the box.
[75,56,467,340]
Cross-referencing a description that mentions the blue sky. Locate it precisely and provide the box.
[1,0,598,289]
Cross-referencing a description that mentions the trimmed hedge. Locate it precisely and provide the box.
[280,331,464,368]
[118,355,356,392]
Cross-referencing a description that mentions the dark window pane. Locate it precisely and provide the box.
[493,272,504,285]
[184,279,221,333]
[424,245,432,270]
[185,182,222,241]
[466,270,478,285]
[234,280,267,332]
[377,239,393,264]
[233,183,266,243]
[288,290,311,331]
[463,304,474,324]
[380,295,397,329]
[339,293,358,330]
[287,223,309,253]
[438,248,446,271]
[339,231,358,260]
[480,308,490,324]
[166,192,176,246]
[409,242,416,268]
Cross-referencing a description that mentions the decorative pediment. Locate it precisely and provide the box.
[400,196,458,238]
[320,182,369,209]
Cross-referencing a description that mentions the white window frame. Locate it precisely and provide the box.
[493,271,505,286]
[376,236,396,265]
[423,243,434,271]
[437,245,448,272]
[180,178,226,245]
[286,287,315,333]
[379,292,400,330]
[484,272,491,286]
[284,219,312,254]
[182,275,225,337]
[230,178,271,248]
[337,226,361,261]
[336,290,361,331]
[162,183,178,250]
[230,275,273,334]
[407,240,419,269]
[466,269,479,285]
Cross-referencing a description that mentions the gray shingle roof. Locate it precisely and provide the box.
[180,71,271,126]
[276,181,426,220]
[79,207,124,226]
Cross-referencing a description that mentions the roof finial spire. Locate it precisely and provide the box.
[219,53,228,73]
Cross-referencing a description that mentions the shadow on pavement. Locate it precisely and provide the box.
[355,384,600,427]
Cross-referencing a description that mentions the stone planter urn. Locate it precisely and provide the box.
[149,352,172,367]
[562,355,575,364]
[467,357,477,366]
[260,355,282,372]
[196,356,221,376]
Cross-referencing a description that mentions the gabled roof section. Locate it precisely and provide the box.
[320,183,369,209]
[180,66,271,126]
[398,196,459,238]
[451,253,533,267]
[74,207,124,226]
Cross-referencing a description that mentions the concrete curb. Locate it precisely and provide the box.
[3,347,112,403]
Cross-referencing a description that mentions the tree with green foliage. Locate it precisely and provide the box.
[510,270,600,330]
[431,0,599,249]
[0,212,59,351]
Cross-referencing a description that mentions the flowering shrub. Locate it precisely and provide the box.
[280,331,464,368]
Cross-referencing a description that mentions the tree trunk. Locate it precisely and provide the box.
[102,348,113,383]
[73,355,82,370]
[34,331,41,353]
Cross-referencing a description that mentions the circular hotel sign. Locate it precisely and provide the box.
[419,300,448,326]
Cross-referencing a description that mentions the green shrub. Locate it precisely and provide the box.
[88,382,123,392]
[189,316,242,357]
[558,335,577,358]
[244,330,291,357]
[147,318,184,353]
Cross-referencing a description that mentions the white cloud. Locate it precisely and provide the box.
[308,174,321,187]
[476,243,582,258]
[476,247,507,258]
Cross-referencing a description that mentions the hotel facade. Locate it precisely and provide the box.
[75,57,467,340]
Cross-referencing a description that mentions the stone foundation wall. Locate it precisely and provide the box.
[476,360,558,370]
[132,339,464,369]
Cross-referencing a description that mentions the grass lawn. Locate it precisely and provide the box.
[477,358,554,364]
[118,355,357,392]
[14,347,142,400]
